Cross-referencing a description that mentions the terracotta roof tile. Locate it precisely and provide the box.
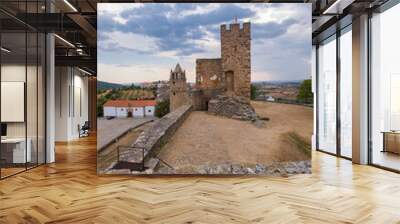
[103,100,156,108]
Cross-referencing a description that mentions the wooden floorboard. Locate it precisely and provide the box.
[1,135,400,223]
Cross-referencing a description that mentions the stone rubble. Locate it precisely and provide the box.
[208,95,267,128]
[105,160,311,176]
[163,161,310,176]
[208,95,258,121]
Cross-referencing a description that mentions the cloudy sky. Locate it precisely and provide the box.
[98,3,311,84]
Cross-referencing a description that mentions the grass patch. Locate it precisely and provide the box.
[283,131,311,157]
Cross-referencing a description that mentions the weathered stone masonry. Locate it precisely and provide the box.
[170,22,251,112]
[106,105,193,174]
[221,22,251,98]
[169,64,189,112]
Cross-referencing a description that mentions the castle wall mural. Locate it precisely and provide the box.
[97,3,312,175]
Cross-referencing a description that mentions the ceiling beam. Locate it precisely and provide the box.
[67,13,97,46]
[55,55,96,74]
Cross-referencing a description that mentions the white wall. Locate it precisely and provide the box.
[104,107,116,117]
[71,73,89,138]
[55,67,70,141]
[1,63,46,164]
[145,106,155,117]
[133,107,144,117]
[55,67,89,141]
[117,107,128,117]
[1,65,26,139]
[104,106,154,117]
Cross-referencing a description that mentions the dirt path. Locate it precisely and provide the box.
[158,102,313,171]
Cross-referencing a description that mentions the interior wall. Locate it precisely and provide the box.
[0,65,38,138]
[55,66,89,141]
[72,72,89,138]
[55,66,69,141]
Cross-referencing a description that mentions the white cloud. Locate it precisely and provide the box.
[98,3,143,24]
[238,3,308,25]
[98,3,143,15]
[99,31,159,53]
[98,63,169,84]
[178,4,221,18]
[98,3,311,83]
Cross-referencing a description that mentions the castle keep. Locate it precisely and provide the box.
[170,22,251,112]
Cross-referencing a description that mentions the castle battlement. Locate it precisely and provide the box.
[220,22,250,34]
[170,21,251,112]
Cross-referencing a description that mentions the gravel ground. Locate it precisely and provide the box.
[158,101,313,172]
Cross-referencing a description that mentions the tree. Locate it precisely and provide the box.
[250,84,258,100]
[155,100,170,118]
[97,96,109,117]
[297,79,313,104]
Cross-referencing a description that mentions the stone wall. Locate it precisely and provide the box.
[119,105,192,164]
[220,22,251,98]
[191,89,206,111]
[170,85,189,112]
[195,58,223,90]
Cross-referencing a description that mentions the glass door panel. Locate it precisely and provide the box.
[318,35,337,154]
[371,4,400,171]
[339,27,352,158]
[1,31,27,178]
[27,31,38,169]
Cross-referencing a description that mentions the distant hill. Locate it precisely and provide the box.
[97,81,125,91]
[252,80,303,84]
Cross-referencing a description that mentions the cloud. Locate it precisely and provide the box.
[98,4,255,56]
[98,3,311,82]
[252,18,297,39]
[98,3,144,24]
[99,31,159,53]
[98,63,169,84]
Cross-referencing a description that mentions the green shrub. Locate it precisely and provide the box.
[251,84,258,100]
[97,96,108,117]
[297,79,313,104]
[155,100,170,118]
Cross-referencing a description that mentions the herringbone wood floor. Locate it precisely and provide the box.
[1,135,400,224]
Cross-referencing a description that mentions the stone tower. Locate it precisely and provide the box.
[220,22,251,98]
[169,63,189,112]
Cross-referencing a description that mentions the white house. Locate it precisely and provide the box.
[266,96,275,102]
[103,100,156,118]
